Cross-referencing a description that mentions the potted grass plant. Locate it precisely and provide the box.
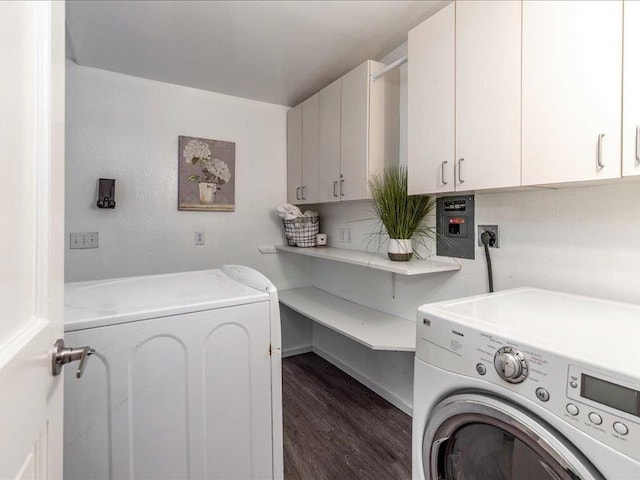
[369,166,436,261]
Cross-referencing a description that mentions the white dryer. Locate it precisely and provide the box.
[63,266,283,480]
[413,288,640,480]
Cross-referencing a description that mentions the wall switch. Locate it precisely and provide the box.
[195,231,205,245]
[478,225,500,248]
[70,232,99,249]
[258,245,278,254]
[339,228,352,243]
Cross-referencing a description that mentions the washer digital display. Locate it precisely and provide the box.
[581,374,640,417]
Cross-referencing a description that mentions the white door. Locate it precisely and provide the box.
[319,79,342,203]
[301,93,320,204]
[408,3,455,195]
[286,104,302,203]
[455,0,521,191]
[522,1,622,186]
[0,2,66,479]
[623,0,640,177]
[340,61,371,201]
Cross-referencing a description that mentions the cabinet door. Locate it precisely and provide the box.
[286,104,303,203]
[623,0,640,177]
[340,61,370,201]
[408,3,455,195]
[319,79,342,202]
[456,0,521,191]
[301,93,320,204]
[522,1,622,186]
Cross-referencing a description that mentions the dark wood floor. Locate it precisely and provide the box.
[283,353,412,480]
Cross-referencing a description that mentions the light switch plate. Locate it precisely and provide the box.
[70,232,99,249]
[195,231,205,245]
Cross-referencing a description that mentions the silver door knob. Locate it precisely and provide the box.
[52,338,95,379]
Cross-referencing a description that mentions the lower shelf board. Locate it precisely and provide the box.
[278,287,416,352]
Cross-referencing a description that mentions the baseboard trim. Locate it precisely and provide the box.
[282,345,313,358]
[311,346,413,416]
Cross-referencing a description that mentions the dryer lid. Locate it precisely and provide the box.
[64,269,269,331]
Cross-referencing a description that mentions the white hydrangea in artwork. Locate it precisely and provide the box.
[183,139,211,164]
[202,158,232,184]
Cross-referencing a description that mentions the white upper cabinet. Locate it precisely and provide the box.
[287,59,397,204]
[286,104,302,203]
[522,1,622,186]
[623,0,640,177]
[319,79,342,202]
[455,0,521,191]
[408,3,455,195]
[340,61,370,201]
[300,93,320,204]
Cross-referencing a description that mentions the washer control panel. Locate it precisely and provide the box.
[416,312,640,463]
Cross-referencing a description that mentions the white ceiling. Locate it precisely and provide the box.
[66,1,448,106]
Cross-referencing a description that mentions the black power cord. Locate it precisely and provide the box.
[480,231,496,293]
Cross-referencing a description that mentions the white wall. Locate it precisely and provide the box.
[65,62,314,348]
[311,180,640,414]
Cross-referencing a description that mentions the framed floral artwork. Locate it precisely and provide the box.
[178,135,235,211]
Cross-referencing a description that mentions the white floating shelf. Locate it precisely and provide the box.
[278,287,416,352]
[275,245,461,276]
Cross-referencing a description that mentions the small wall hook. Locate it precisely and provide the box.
[96,178,116,209]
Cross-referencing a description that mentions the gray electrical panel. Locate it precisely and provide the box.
[436,195,475,260]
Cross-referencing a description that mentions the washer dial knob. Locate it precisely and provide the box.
[494,347,529,383]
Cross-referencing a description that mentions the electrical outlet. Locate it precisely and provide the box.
[70,232,99,249]
[345,228,352,243]
[478,225,500,248]
[258,246,278,254]
[86,232,99,248]
[195,231,205,245]
[339,229,345,243]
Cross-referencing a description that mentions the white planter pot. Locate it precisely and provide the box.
[198,182,217,204]
[388,238,413,262]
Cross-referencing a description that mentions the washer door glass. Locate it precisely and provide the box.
[441,422,568,480]
[423,394,602,480]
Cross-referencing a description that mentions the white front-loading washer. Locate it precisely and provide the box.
[413,288,640,480]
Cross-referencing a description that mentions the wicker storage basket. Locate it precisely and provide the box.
[283,216,320,247]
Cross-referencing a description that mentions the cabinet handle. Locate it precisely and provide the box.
[296,186,301,201]
[301,185,306,200]
[636,126,640,163]
[340,176,344,197]
[333,181,339,197]
[597,134,605,169]
[458,158,465,184]
[441,160,448,185]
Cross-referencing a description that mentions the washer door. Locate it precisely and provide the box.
[423,393,603,480]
